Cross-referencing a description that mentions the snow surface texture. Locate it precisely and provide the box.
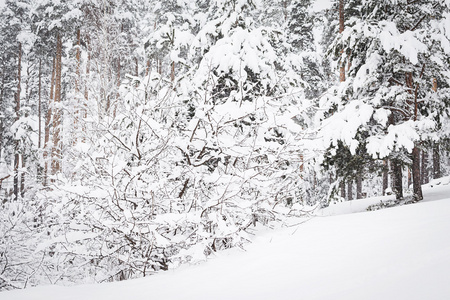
[3,179,450,300]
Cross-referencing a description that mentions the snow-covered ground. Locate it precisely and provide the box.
[3,178,450,300]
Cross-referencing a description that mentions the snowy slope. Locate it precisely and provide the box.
[3,180,450,300]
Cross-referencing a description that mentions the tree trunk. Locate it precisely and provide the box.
[20,155,25,198]
[339,0,345,82]
[114,57,120,117]
[37,59,42,180]
[85,34,90,103]
[356,175,362,199]
[157,58,162,75]
[340,179,346,199]
[44,57,56,186]
[421,148,428,184]
[347,179,353,200]
[0,68,4,161]
[382,159,389,195]
[410,70,423,201]
[145,59,151,76]
[407,168,412,188]
[14,43,22,200]
[433,142,441,179]
[52,34,63,176]
[170,61,175,82]
[391,159,403,200]
[74,29,81,144]
[38,59,42,149]
[412,146,423,201]
[14,154,19,200]
[135,57,139,77]
[432,80,441,180]
[83,34,90,142]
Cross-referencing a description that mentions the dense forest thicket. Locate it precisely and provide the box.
[0,0,449,290]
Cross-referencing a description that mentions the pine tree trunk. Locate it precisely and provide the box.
[74,29,81,144]
[145,59,151,76]
[52,34,63,176]
[0,68,4,161]
[85,34,90,103]
[299,153,304,174]
[339,0,345,33]
[432,80,441,180]
[382,159,389,195]
[135,57,139,77]
[44,57,56,186]
[157,59,162,75]
[37,59,42,180]
[347,180,353,200]
[339,0,345,82]
[392,159,403,200]
[14,154,19,200]
[20,155,25,198]
[433,142,441,179]
[81,35,90,143]
[38,59,42,149]
[356,175,362,199]
[14,43,22,200]
[410,70,423,201]
[421,148,428,184]
[171,61,175,82]
[114,57,120,118]
[407,168,412,188]
[340,179,346,199]
[412,146,423,201]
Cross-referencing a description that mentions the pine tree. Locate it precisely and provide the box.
[319,0,450,201]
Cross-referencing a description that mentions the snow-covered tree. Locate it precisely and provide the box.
[319,0,450,201]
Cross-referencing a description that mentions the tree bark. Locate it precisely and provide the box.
[407,168,412,188]
[356,174,362,199]
[85,34,90,103]
[432,142,441,179]
[340,179,346,199]
[135,57,139,77]
[14,43,22,200]
[145,59,151,76]
[44,57,56,186]
[421,148,428,184]
[431,80,441,180]
[382,159,389,195]
[14,154,19,200]
[52,34,63,176]
[410,69,423,200]
[38,59,42,149]
[0,67,4,161]
[83,34,90,142]
[391,159,403,200]
[412,146,423,201]
[20,155,25,198]
[74,29,81,144]
[339,0,345,82]
[347,179,353,200]
[114,57,120,117]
